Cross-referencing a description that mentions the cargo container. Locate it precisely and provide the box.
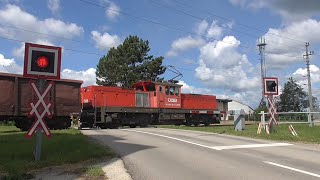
[0,72,82,130]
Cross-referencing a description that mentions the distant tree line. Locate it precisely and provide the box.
[253,77,319,119]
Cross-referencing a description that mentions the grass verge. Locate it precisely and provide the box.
[0,125,115,179]
[159,124,320,144]
[85,166,105,177]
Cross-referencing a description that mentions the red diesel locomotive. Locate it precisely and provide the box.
[80,81,221,128]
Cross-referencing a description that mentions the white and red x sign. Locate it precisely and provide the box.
[267,95,278,132]
[26,81,54,138]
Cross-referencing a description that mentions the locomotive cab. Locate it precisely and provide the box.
[132,81,182,109]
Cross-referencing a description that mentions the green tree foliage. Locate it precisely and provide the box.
[96,35,166,87]
[278,77,318,112]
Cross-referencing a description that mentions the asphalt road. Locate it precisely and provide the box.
[81,127,320,180]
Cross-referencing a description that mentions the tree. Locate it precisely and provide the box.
[278,77,318,112]
[96,35,166,87]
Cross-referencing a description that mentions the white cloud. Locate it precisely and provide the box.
[207,20,223,39]
[0,54,14,66]
[0,54,23,74]
[229,0,320,23]
[104,0,120,20]
[178,80,212,94]
[91,31,121,51]
[195,36,260,92]
[167,20,230,57]
[167,36,205,57]
[178,80,258,108]
[61,68,97,87]
[0,4,83,39]
[293,65,320,84]
[0,4,84,59]
[263,19,320,69]
[48,0,60,15]
[194,20,209,35]
[13,40,54,59]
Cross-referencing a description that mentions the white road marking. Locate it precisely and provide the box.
[121,129,292,151]
[122,129,215,149]
[211,143,292,150]
[264,161,320,178]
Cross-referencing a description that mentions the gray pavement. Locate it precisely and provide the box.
[81,127,320,180]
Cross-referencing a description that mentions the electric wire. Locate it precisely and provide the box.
[148,0,306,52]
[0,0,309,60]
[0,23,96,46]
[0,1,312,66]
[171,0,307,44]
[0,36,104,56]
[78,0,309,57]
[78,0,250,49]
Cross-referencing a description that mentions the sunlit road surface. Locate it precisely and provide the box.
[82,127,320,180]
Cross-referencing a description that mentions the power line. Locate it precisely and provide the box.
[0,1,306,64]
[170,65,259,80]
[0,0,305,59]
[78,0,250,49]
[171,0,306,44]
[1,21,303,60]
[78,0,309,57]
[148,0,306,52]
[264,51,302,59]
[0,23,96,47]
[0,36,104,56]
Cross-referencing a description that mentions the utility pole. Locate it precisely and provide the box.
[257,37,267,107]
[303,42,314,127]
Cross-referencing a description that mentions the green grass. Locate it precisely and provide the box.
[159,124,320,144]
[0,125,115,178]
[0,125,20,133]
[85,166,105,177]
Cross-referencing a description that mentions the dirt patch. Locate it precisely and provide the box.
[30,157,131,180]
[31,157,111,180]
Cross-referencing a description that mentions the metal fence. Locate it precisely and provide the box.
[259,111,320,127]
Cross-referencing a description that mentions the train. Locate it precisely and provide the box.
[0,72,82,131]
[79,80,221,129]
[0,72,222,130]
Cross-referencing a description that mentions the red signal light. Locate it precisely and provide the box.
[36,56,49,68]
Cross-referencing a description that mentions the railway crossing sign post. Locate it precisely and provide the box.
[26,81,53,138]
[263,77,279,134]
[23,43,62,161]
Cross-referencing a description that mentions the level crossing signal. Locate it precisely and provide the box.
[23,43,61,80]
[263,77,278,95]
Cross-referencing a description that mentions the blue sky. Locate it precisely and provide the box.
[1,0,320,108]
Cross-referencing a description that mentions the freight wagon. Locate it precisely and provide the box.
[0,72,82,130]
[80,81,221,128]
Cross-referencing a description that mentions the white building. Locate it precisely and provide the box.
[216,99,232,120]
[226,100,254,120]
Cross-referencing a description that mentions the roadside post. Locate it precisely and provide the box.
[233,109,245,131]
[260,111,265,129]
[308,110,312,127]
[23,43,62,161]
